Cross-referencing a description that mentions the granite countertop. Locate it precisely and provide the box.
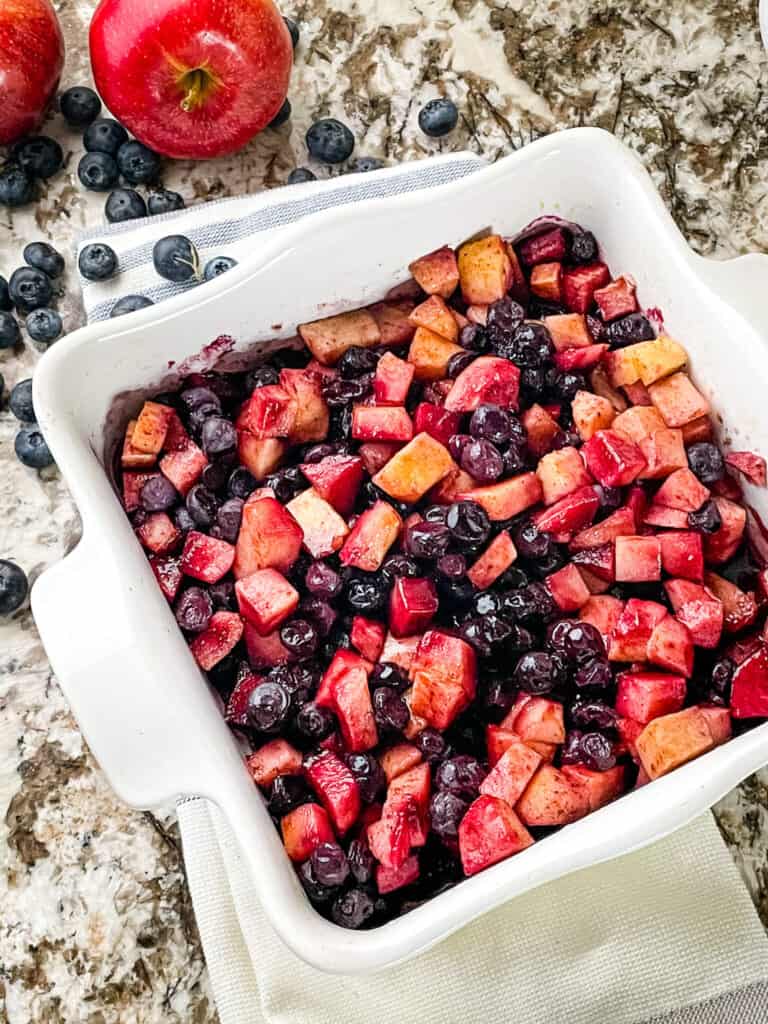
[2,0,768,1020]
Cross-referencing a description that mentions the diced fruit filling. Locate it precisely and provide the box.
[117,218,768,931]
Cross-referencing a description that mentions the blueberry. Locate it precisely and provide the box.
[0,561,28,615]
[513,650,565,694]
[381,553,420,580]
[201,415,236,456]
[296,701,336,741]
[116,140,161,184]
[9,379,34,422]
[153,234,201,283]
[8,267,53,314]
[138,474,177,513]
[347,839,375,884]
[338,346,379,378]
[571,698,617,732]
[15,426,53,468]
[579,731,616,771]
[147,188,186,215]
[574,658,613,689]
[436,553,466,579]
[349,156,384,173]
[459,323,488,351]
[547,619,605,664]
[606,312,655,346]
[0,276,10,311]
[25,307,62,345]
[60,86,102,126]
[446,501,491,545]
[687,442,724,485]
[513,519,551,561]
[306,118,355,163]
[469,404,514,445]
[460,438,504,483]
[78,242,118,282]
[416,727,451,764]
[485,297,527,354]
[369,661,408,692]
[322,376,371,406]
[405,521,452,560]
[173,507,195,533]
[429,791,468,840]
[186,483,218,528]
[14,136,63,179]
[247,680,291,731]
[203,256,237,281]
[265,466,304,503]
[447,350,476,379]
[435,755,485,799]
[269,775,310,816]
[287,167,316,185]
[78,151,119,191]
[105,188,148,225]
[269,98,292,128]
[298,859,336,904]
[344,752,385,804]
[305,561,343,599]
[688,498,722,534]
[110,294,154,317]
[226,466,256,500]
[84,118,129,155]
[245,365,280,390]
[174,587,213,632]
[418,97,459,137]
[181,386,221,412]
[280,618,319,659]
[344,574,389,613]
[23,242,64,279]
[311,843,349,887]
[0,312,20,348]
[284,15,300,48]
[372,686,409,733]
[569,230,598,264]
[331,888,375,929]
[553,370,585,400]
[201,460,229,492]
[0,164,34,207]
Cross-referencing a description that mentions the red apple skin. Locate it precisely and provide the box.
[89,0,292,159]
[0,0,64,144]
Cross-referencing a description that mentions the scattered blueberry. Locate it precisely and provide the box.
[8,267,53,314]
[105,187,148,223]
[418,97,459,137]
[0,561,28,615]
[0,164,34,207]
[287,167,316,185]
[0,312,21,348]
[14,136,63,179]
[26,307,62,344]
[78,242,118,282]
[153,234,201,283]
[306,118,355,163]
[147,189,185,215]
[60,86,102,126]
[269,99,291,128]
[203,256,237,281]
[110,294,154,317]
[78,151,119,191]
[9,379,34,422]
[84,118,129,155]
[116,140,162,184]
[15,425,54,468]
[23,242,64,280]
[284,15,300,48]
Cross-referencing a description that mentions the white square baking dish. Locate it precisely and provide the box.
[31,128,768,973]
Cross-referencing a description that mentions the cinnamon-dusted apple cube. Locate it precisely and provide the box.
[459,795,534,876]
[300,454,364,517]
[725,450,767,487]
[553,344,608,372]
[279,368,329,443]
[583,429,646,486]
[546,563,591,611]
[516,765,590,826]
[637,429,687,479]
[571,543,615,584]
[611,405,666,444]
[408,294,459,342]
[246,738,302,788]
[459,471,543,522]
[699,706,732,745]
[350,616,386,662]
[407,326,463,381]
[181,530,235,583]
[606,335,687,388]
[536,446,592,505]
[704,571,758,634]
[368,300,417,346]
[316,650,378,751]
[511,697,566,744]
[486,725,519,767]
[466,304,488,325]
[340,500,402,571]
[457,235,512,305]
[608,597,667,661]
[408,244,459,298]
[233,494,303,578]
[570,506,635,551]
[122,420,156,468]
[467,531,517,588]
[533,485,600,534]
[427,465,477,504]
[614,535,661,582]
[351,405,414,443]
[561,765,625,811]
[189,611,244,671]
[703,497,746,564]
[379,743,422,783]
[521,403,562,456]
[480,736,542,807]
[298,307,381,365]
[123,470,159,513]
[570,390,614,442]
[131,400,174,455]
[389,577,439,638]
[410,630,477,729]
[635,706,715,780]
[616,670,687,724]
[137,512,181,555]
[305,750,362,834]
[286,488,349,557]
[518,228,568,266]
[281,804,335,863]
[243,623,292,668]
[653,468,710,512]
[160,439,209,495]
[579,594,624,645]
[648,372,709,427]
[235,568,299,635]
[665,579,723,648]
[544,312,593,350]
[648,615,694,676]
[681,416,714,444]
[375,854,420,895]
[729,643,768,718]
[373,432,454,503]
[413,402,462,446]
[659,531,703,581]
[381,632,422,671]
[626,382,653,406]
[149,555,183,602]
[374,351,415,405]
[562,261,610,312]
[236,384,297,438]
[358,442,401,476]
[235,433,285,483]
[593,276,637,321]
[530,261,563,302]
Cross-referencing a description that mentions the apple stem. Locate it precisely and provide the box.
[179,67,214,112]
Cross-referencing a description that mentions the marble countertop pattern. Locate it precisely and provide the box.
[2,0,768,1020]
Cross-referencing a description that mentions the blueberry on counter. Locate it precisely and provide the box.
[13,136,64,178]
[15,425,54,468]
[284,16,299,48]
[26,307,62,345]
[418,97,459,137]
[0,311,20,348]
[23,242,65,279]
[110,294,154,317]
[287,167,316,184]
[78,242,118,282]
[0,275,13,311]
[203,256,237,281]
[78,151,119,191]
[269,99,291,128]
[0,164,34,207]
[105,187,147,223]
[306,118,355,163]
[84,118,129,155]
[147,189,185,215]
[60,85,102,126]
[0,561,28,615]
[8,267,54,314]
[116,140,162,184]
[153,234,201,282]
[9,379,35,422]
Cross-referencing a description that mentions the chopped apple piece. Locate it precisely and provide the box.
[444,355,520,412]
[368,300,417,346]
[612,405,666,444]
[516,765,590,826]
[373,432,454,503]
[352,405,414,442]
[298,308,381,365]
[409,295,459,342]
[522,403,562,456]
[593,276,637,321]
[518,228,568,266]
[635,707,715,779]
[181,531,235,584]
[704,572,758,634]
[534,485,600,534]
[562,262,610,312]
[286,488,349,557]
[703,497,746,564]
[236,433,285,483]
[530,261,563,302]
[190,611,244,671]
[606,335,687,388]
[246,738,302,788]
[374,351,415,405]
[664,578,723,649]
[235,568,299,635]
[407,326,463,381]
[546,563,591,611]
[570,506,635,551]
[457,235,512,305]
[408,245,459,298]
[572,390,616,441]
[340,500,402,571]
[561,764,625,811]
[236,385,297,438]
[467,531,517,588]
[389,577,439,638]
[536,446,592,505]
[480,736,542,807]
[659,531,704,581]
[580,594,624,645]
[460,471,543,522]
[281,804,335,862]
[413,403,462,446]
[724,451,767,487]
[410,630,477,729]
[459,795,534,876]
[653,468,709,511]
[614,535,661,582]
[583,429,646,486]
[137,512,180,555]
[131,401,173,455]
[647,615,694,676]
[648,372,709,427]
[544,313,593,350]
[233,495,303,578]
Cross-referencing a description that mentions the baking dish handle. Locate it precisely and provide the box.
[694,252,768,338]
[31,534,254,811]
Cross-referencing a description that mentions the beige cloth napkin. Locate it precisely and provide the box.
[178,799,768,1024]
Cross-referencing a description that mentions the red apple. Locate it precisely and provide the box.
[89,0,292,159]
[0,0,64,144]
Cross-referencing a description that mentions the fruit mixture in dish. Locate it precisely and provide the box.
[117,219,768,929]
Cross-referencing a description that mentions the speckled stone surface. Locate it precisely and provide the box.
[2,0,768,1020]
